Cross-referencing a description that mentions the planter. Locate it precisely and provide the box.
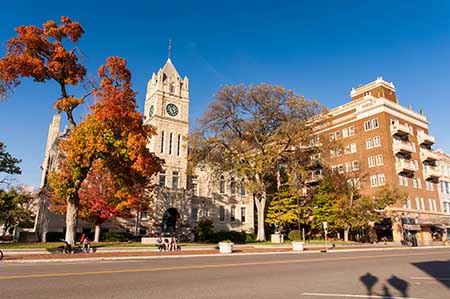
[292,241,304,251]
[218,242,234,254]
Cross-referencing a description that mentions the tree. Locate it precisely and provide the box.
[0,141,21,185]
[310,169,405,241]
[49,57,162,244]
[0,16,88,128]
[190,84,325,241]
[266,186,300,233]
[0,188,34,236]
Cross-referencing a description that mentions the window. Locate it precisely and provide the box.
[240,180,246,196]
[417,178,422,189]
[352,160,360,171]
[412,178,417,188]
[378,174,385,186]
[230,178,236,195]
[403,176,408,186]
[428,199,433,211]
[335,131,341,139]
[331,165,337,173]
[391,119,398,126]
[372,118,379,129]
[342,128,348,138]
[231,206,236,221]
[345,162,352,173]
[368,156,376,167]
[366,138,374,149]
[350,143,357,153]
[191,208,198,221]
[159,171,166,186]
[241,207,246,223]
[160,131,165,153]
[349,126,355,136]
[172,171,179,189]
[407,198,412,209]
[375,154,383,165]
[170,83,175,93]
[336,147,343,156]
[370,175,378,187]
[177,134,181,156]
[415,197,420,210]
[364,120,372,131]
[169,132,173,155]
[192,182,198,195]
[420,198,425,211]
[338,164,344,173]
[433,199,437,212]
[329,133,335,141]
[219,176,225,194]
[373,136,381,147]
[399,175,403,186]
[219,206,225,221]
[330,149,336,158]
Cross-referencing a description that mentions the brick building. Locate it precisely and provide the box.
[316,77,449,244]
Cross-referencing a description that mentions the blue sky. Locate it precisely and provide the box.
[1,0,450,188]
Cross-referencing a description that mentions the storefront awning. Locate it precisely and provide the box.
[403,224,422,231]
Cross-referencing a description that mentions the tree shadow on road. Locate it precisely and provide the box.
[411,260,450,289]
[359,273,409,298]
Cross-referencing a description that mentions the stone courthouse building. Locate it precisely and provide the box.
[35,58,255,241]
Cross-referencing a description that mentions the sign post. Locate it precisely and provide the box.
[323,221,328,252]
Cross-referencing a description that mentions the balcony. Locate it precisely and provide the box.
[417,133,435,146]
[392,141,414,155]
[420,148,438,164]
[306,174,323,185]
[391,123,411,137]
[423,166,440,181]
[395,161,416,176]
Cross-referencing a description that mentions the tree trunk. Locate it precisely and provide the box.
[65,199,79,245]
[344,226,350,242]
[254,193,267,242]
[94,224,101,243]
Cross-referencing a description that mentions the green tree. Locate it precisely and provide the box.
[190,84,325,241]
[0,141,21,184]
[0,188,33,236]
[266,186,300,232]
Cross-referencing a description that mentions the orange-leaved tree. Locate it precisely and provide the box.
[49,57,162,244]
[0,16,88,128]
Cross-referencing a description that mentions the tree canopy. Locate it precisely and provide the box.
[0,188,34,236]
[0,141,21,184]
[190,83,325,241]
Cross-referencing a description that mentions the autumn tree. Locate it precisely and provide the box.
[49,57,162,244]
[190,84,325,241]
[266,185,300,233]
[0,17,88,128]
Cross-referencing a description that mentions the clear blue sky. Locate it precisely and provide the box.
[1,0,450,188]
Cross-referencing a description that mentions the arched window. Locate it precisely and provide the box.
[219,176,225,194]
[240,180,246,196]
[230,177,236,195]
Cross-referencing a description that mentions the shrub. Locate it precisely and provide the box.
[288,230,301,241]
[100,232,128,242]
[195,218,215,242]
[211,231,247,244]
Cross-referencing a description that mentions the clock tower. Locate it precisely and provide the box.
[144,58,189,189]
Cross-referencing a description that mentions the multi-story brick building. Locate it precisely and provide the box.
[436,150,450,216]
[316,77,449,245]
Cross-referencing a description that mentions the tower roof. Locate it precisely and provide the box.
[161,58,180,80]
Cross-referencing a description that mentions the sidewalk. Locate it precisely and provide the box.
[4,242,446,263]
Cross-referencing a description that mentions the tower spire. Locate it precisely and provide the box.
[168,38,172,60]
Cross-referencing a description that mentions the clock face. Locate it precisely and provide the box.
[166,103,179,117]
[149,105,154,117]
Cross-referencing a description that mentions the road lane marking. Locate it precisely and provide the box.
[301,292,422,299]
[0,251,447,280]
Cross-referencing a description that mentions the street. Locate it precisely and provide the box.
[0,248,449,298]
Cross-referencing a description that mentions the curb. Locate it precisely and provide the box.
[3,245,448,264]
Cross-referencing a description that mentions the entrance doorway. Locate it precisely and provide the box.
[161,208,180,235]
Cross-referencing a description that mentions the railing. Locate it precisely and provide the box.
[420,148,438,162]
[423,166,441,178]
[417,133,435,146]
[390,123,411,136]
[392,141,414,154]
[395,161,417,173]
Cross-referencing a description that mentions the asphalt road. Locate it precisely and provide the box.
[0,248,449,299]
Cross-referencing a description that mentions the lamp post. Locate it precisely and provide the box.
[295,173,301,239]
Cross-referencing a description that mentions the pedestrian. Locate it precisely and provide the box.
[164,238,170,251]
[156,236,164,252]
[82,236,91,253]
